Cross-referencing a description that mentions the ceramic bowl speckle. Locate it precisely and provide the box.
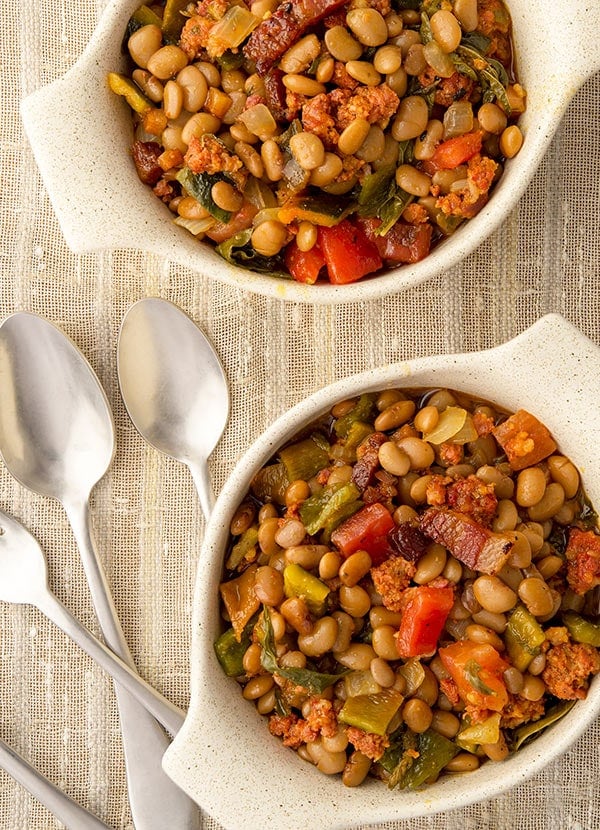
[20,1,600,303]
[162,314,600,829]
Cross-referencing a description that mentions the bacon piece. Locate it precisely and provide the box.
[263,69,290,122]
[565,527,600,595]
[352,432,387,491]
[419,507,514,574]
[244,0,350,76]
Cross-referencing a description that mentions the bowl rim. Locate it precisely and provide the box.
[163,313,600,829]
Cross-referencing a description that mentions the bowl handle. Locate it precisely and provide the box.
[556,2,600,87]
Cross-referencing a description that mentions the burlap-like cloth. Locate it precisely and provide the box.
[0,0,599,826]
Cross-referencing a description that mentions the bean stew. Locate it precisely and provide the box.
[216,388,600,789]
[110,0,526,285]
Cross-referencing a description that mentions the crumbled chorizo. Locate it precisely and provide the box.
[401,203,430,225]
[542,639,600,699]
[439,676,461,707]
[301,92,340,148]
[332,61,360,90]
[335,84,400,130]
[565,528,600,595]
[306,697,338,738]
[500,694,546,728]
[473,411,495,436]
[418,68,475,108]
[346,726,390,761]
[352,432,387,491]
[268,713,318,748]
[438,442,464,466]
[435,155,498,219]
[179,0,229,60]
[370,555,416,611]
[184,134,244,176]
[446,475,498,525]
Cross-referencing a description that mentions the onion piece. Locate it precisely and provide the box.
[207,6,260,57]
[423,406,478,444]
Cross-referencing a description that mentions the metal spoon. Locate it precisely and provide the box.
[0,312,200,829]
[117,298,229,518]
[0,738,112,830]
[0,508,184,735]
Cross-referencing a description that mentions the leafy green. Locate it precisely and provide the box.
[511,701,576,751]
[357,166,413,236]
[299,482,362,537]
[455,44,512,114]
[258,606,347,692]
[463,659,495,695]
[176,167,232,224]
[460,31,492,54]
[216,229,290,277]
[420,11,433,44]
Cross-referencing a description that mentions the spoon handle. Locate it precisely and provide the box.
[65,499,201,830]
[188,459,216,519]
[37,590,185,736]
[0,738,112,829]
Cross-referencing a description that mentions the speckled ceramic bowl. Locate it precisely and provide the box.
[20,0,600,303]
[163,314,600,829]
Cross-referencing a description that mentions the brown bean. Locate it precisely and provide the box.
[516,467,547,507]
[374,399,416,431]
[518,577,554,617]
[254,566,284,606]
[445,752,480,772]
[372,624,400,661]
[527,482,565,521]
[342,751,371,787]
[347,8,388,46]
[128,24,163,69]
[242,674,274,700]
[146,44,188,79]
[402,698,433,733]
[298,616,338,656]
[547,455,580,498]
[339,550,372,586]
[339,584,371,618]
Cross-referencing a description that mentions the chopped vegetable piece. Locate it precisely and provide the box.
[226,526,259,571]
[219,565,260,641]
[333,394,377,439]
[492,409,558,471]
[331,502,396,565]
[420,507,515,574]
[439,640,509,711]
[283,563,330,615]
[318,221,382,285]
[299,482,362,536]
[161,0,190,41]
[358,217,432,264]
[422,406,478,445]
[338,688,403,736]
[565,527,600,595]
[108,73,152,115]
[278,434,329,482]
[456,712,501,750]
[278,194,352,227]
[250,462,289,505]
[214,617,256,676]
[505,604,546,671]
[428,131,483,170]
[344,670,382,698]
[176,168,232,224]
[562,612,600,647]
[394,584,455,658]
[390,729,459,789]
[511,701,576,751]
[216,227,288,276]
[284,241,326,284]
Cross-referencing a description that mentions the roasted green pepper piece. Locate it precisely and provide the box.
[278,434,329,482]
[107,73,152,115]
[251,462,289,505]
[161,0,190,42]
[338,688,403,736]
[226,526,259,571]
[125,4,163,39]
[563,611,600,646]
[334,393,377,438]
[505,604,546,672]
[283,563,330,615]
[214,620,253,676]
[511,701,576,751]
[390,729,459,789]
[299,482,362,537]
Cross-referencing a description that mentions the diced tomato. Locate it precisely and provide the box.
[428,131,483,171]
[394,584,455,658]
[330,502,396,565]
[318,220,382,284]
[284,239,326,284]
[439,640,509,712]
[358,217,432,264]
[206,201,258,243]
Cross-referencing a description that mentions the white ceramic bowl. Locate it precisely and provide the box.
[163,313,600,829]
[20,1,600,304]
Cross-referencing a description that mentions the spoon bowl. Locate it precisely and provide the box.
[118,298,229,518]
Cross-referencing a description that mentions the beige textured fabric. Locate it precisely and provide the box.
[1,0,599,826]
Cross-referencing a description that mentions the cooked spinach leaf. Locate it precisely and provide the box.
[357,165,413,235]
[176,167,233,224]
[216,228,290,277]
